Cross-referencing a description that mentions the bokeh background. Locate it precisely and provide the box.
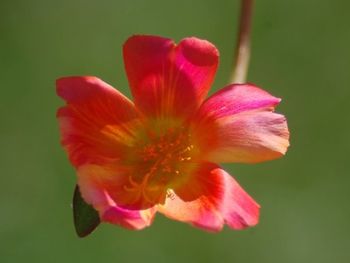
[1,0,349,262]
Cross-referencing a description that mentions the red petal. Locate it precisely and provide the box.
[158,163,259,231]
[123,35,218,118]
[77,164,157,230]
[56,76,140,167]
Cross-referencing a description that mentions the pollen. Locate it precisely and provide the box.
[123,123,197,205]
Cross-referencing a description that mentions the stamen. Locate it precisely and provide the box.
[128,175,139,187]
[124,125,195,206]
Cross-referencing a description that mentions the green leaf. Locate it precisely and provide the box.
[73,185,100,238]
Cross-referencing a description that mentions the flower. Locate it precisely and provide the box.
[56,35,289,232]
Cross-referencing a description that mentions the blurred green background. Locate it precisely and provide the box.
[1,0,349,262]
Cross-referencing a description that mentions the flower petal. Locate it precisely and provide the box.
[56,76,141,167]
[197,83,282,118]
[123,35,218,118]
[158,163,259,231]
[194,84,289,163]
[221,169,260,229]
[77,164,156,230]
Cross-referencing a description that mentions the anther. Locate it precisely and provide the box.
[166,190,175,200]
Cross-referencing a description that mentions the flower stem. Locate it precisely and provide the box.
[230,0,254,84]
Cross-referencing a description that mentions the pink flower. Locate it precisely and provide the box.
[56,35,289,232]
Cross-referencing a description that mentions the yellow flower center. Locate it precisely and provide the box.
[123,119,197,206]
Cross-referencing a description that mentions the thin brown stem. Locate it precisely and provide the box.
[230,0,254,84]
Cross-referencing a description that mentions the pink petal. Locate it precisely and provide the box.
[102,206,156,230]
[158,192,224,232]
[56,76,140,167]
[221,169,260,229]
[77,164,156,230]
[123,35,218,118]
[158,163,259,231]
[194,84,289,163]
[197,83,281,118]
